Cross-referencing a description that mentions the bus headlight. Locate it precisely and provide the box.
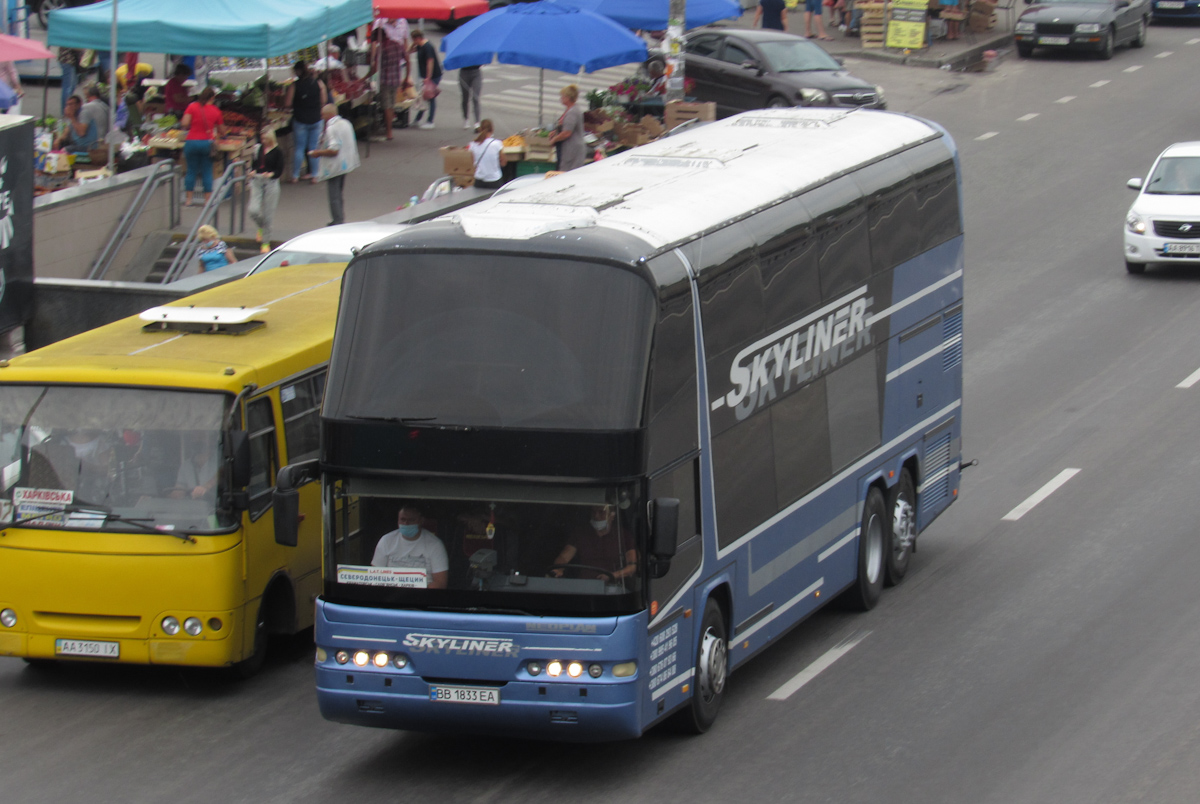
[588,663,603,678]
[612,661,637,677]
[373,652,389,668]
[567,661,583,678]
[316,646,328,662]
[526,661,543,676]
[161,616,180,635]
[335,650,350,664]
[353,650,370,667]
[183,617,203,636]
[0,608,15,628]
[392,653,409,669]
[546,660,563,677]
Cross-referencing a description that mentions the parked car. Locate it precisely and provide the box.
[682,29,884,118]
[1149,0,1200,21]
[247,222,407,275]
[1123,142,1200,274]
[1014,0,1150,59]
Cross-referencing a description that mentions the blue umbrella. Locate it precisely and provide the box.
[563,0,742,30]
[442,0,647,124]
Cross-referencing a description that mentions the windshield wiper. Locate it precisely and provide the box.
[429,605,534,617]
[346,415,438,423]
[6,504,195,542]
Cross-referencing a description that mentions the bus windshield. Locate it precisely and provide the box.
[326,478,644,616]
[325,254,655,430]
[0,386,236,533]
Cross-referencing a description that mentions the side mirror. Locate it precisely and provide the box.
[740,60,761,72]
[1127,177,1143,190]
[229,431,251,489]
[272,460,319,547]
[648,497,679,580]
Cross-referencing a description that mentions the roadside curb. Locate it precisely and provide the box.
[843,32,1015,70]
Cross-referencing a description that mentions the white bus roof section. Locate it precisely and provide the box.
[453,108,943,249]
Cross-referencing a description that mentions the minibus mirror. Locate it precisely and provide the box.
[229,431,251,489]
[273,486,300,547]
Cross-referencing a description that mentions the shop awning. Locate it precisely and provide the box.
[47,0,373,59]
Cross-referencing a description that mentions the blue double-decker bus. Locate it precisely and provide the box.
[276,107,964,740]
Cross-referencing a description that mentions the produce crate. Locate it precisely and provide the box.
[664,101,716,131]
[859,1,887,48]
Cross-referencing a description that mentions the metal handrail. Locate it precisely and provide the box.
[87,160,179,280]
[163,160,247,284]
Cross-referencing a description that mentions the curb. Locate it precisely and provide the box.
[839,32,1015,70]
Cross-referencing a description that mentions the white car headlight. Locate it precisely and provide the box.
[1015,21,1035,33]
[1126,213,1146,235]
[799,87,831,105]
[1075,23,1102,33]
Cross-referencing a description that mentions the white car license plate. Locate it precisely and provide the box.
[1158,2,1185,8]
[1039,36,1071,45]
[1165,242,1200,254]
[55,639,119,658]
[429,684,500,705]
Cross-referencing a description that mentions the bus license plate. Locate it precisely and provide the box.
[1038,36,1070,45]
[55,639,119,658]
[1166,243,1200,254]
[429,685,500,705]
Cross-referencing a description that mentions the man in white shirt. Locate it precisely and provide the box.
[308,104,361,226]
[371,505,449,589]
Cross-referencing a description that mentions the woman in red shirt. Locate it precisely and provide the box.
[180,86,225,207]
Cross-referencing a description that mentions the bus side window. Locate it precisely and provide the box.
[648,459,702,614]
[281,371,327,463]
[246,396,278,519]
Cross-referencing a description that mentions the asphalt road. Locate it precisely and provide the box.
[8,22,1200,804]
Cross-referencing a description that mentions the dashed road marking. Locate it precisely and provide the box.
[976,131,999,140]
[1123,65,1143,72]
[1017,113,1039,121]
[1090,80,1110,87]
[1156,51,1173,58]
[767,632,871,701]
[1056,95,1076,103]
[1002,469,1081,521]
[1188,38,1200,45]
[1176,366,1200,389]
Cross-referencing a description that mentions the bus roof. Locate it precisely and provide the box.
[449,108,948,250]
[0,263,346,392]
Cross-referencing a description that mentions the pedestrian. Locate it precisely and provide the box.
[162,62,193,117]
[803,0,833,39]
[196,225,237,272]
[56,48,82,115]
[409,29,442,130]
[458,63,483,130]
[0,61,22,115]
[248,129,284,253]
[469,119,507,190]
[181,86,225,207]
[548,84,585,172]
[755,0,789,31]
[371,17,409,140]
[285,60,328,183]
[308,104,361,226]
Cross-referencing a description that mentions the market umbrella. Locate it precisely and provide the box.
[0,33,55,62]
[562,0,742,30]
[441,0,647,125]
[374,0,489,20]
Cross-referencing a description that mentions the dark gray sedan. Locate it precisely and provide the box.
[682,29,884,118]
[1014,0,1151,59]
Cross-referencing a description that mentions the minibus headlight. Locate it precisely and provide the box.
[546,660,563,677]
[161,616,180,635]
[373,652,389,668]
[335,650,350,665]
[207,618,223,632]
[183,617,203,636]
[392,653,409,669]
[612,661,637,678]
[353,650,370,667]
[1126,213,1146,234]
[0,608,15,628]
[588,663,603,678]
[567,661,583,678]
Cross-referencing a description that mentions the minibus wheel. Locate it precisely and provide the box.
[885,470,916,587]
[676,597,728,734]
[843,487,886,611]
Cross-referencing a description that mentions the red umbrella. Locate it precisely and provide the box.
[373,0,489,21]
[0,33,55,61]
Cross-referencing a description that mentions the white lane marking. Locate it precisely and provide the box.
[1176,365,1200,388]
[1156,51,1173,58]
[1188,38,1200,45]
[767,631,872,701]
[1090,80,1110,87]
[1123,65,1142,72]
[976,131,998,140]
[1055,95,1076,103]
[1017,113,1039,122]
[1002,468,1081,521]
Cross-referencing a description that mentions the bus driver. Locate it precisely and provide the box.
[371,504,450,589]
[550,505,638,582]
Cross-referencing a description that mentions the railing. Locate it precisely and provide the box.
[163,160,248,284]
[87,160,180,280]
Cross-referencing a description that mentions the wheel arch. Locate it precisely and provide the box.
[260,571,297,635]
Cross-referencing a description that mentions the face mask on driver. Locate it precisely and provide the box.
[398,523,420,539]
[591,518,609,532]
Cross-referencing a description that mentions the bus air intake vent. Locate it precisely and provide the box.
[942,311,963,371]
[139,306,268,335]
[922,431,953,513]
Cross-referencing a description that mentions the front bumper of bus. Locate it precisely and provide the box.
[314,600,648,741]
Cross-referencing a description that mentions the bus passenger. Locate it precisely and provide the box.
[371,504,450,589]
[549,505,637,581]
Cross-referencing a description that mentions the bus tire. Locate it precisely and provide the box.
[885,470,916,587]
[844,487,886,611]
[230,602,268,679]
[676,597,728,734]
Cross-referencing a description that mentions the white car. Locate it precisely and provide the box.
[1124,142,1200,274]
[248,221,408,275]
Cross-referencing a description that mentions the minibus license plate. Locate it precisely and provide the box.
[429,685,500,705]
[1158,2,1184,8]
[55,639,119,658]
[1038,36,1070,45]
[1165,243,1200,254]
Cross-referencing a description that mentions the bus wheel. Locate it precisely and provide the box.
[844,487,886,611]
[230,603,268,679]
[885,470,916,587]
[677,597,728,734]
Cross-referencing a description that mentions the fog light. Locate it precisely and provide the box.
[612,661,637,677]
[335,650,350,664]
[353,650,370,667]
[527,661,543,676]
[588,663,603,678]
[567,661,583,678]
[373,651,389,668]
[546,660,563,677]
[207,618,222,632]
[316,646,328,662]
[392,653,409,669]
[161,616,180,635]
[0,608,15,628]
[183,617,202,636]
